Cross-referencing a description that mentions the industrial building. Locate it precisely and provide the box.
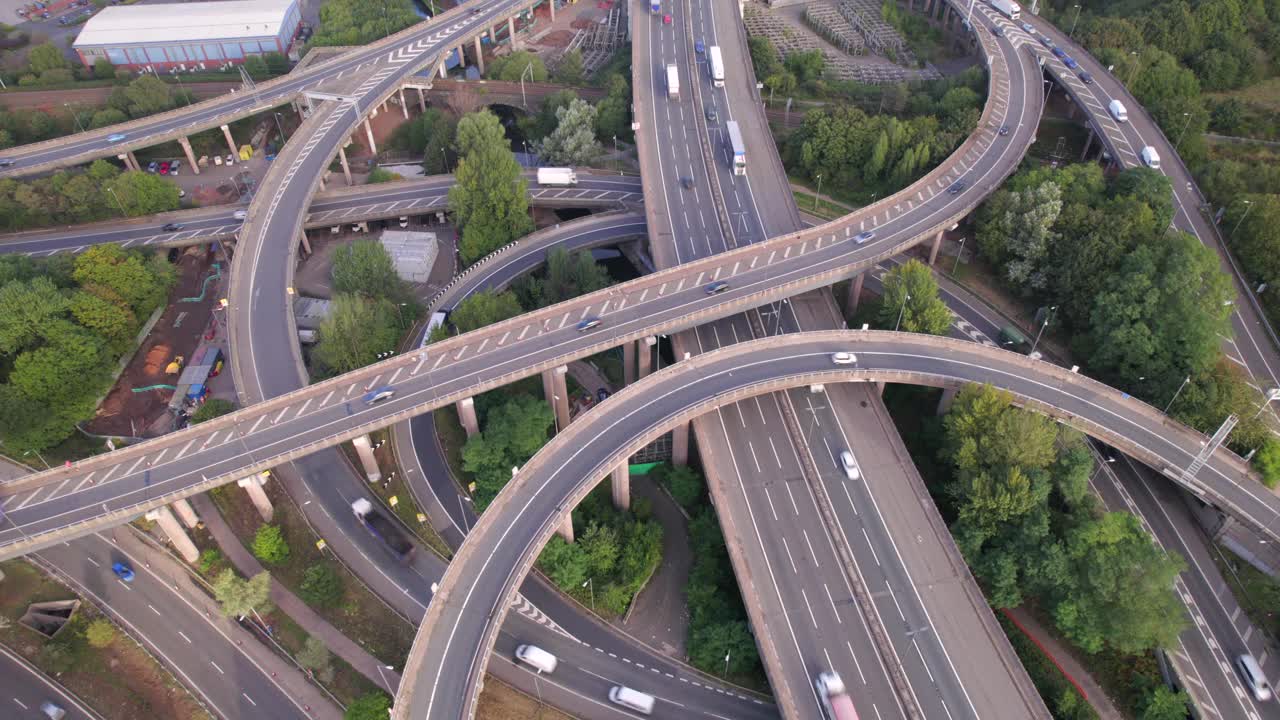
[72,0,302,71]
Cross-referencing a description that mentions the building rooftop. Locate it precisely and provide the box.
[74,0,296,48]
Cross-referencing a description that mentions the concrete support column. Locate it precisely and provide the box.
[623,341,637,385]
[937,387,959,415]
[237,472,274,522]
[116,153,135,171]
[928,229,944,266]
[398,88,409,119]
[457,397,480,437]
[611,463,630,510]
[507,17,518,48]
[338,145,354,185]
[171,498,200,529]
[671,421,690,466]
[638,336,656,378]
[542,365,570,431]
[178,137,200,175]
[557,512,574,543]
[876,380,886,396]
[457,44,466,68]
[549,0,555,21]
[439,59,448,79]
[220,124,237,158]
[298,230,312,256]
[846,271,866,317]
[473,36,485,75]
[416,87,427,111]
[363,118,378,156]
[145,505,199,562]
[351,434,382,483]
[1080,127,1095,161]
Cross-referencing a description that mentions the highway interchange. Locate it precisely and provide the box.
[1,0,1279,718]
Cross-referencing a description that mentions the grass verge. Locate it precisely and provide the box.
[477,676,573,720]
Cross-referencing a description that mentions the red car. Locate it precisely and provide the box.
[662,13,671,24]
[159,161,170,174]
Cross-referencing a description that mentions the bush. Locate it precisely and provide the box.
[84,618,116,648]
[197,548,225,575]
[251,524,290,565]
[344,692,392,720]
[654,464,704,513]
[1253,437,1280,488]
[190,398,235,424]
[299,562,343,608]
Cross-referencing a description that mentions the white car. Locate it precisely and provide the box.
[831,352,856,365]
[839,450,860,480]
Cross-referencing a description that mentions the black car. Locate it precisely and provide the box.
[705,280,729,295]
[1078,71,1094,84]
[998,125,1010,136]
[0,159,13,167]
[162,223,183,232]
[680,176,694,190]
[990,25,1004,37]
[948,180,967,195]
[577,317,601,332]
[705,105,718,122]
[597,388,610,402]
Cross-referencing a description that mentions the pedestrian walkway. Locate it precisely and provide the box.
[1005,607,1124,720]
[189,494,403,694]
[620,475,691,657]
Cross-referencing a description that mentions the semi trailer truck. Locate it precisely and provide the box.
[352,498,415,561]
[991,0,1020,19]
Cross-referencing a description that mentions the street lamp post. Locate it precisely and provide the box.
[1127,50,1141,88]
[1068,4,1082,37]
[520,62,533,109]
[724,650,731,677]
[814,174,823,211]
[613,135,619,175]
[273,112,288,143]
[1230,199,1254,238]
[952,236,966,275]
[582,577,594,611]
[1164,375,1191,414]
[65,104,85,134]
[107,186,127,216]
[1175,112,1192,150]
[1029,305,1057,354]
[22,450,50,470]
[894,293,911,332]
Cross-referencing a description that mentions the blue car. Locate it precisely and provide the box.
[1020,22,1034,33]
[363,386,396,405]
[106,133,127,143]
[695,39,705,54]
[1063,57,1079,69]
[112,561,135,583]
[1051,47,1066,58]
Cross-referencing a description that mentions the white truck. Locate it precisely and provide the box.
[816,672,859,720]
[666,64,680,100]
[991,0,1020,19]
[536,167,578,186]
[708,45,725,87]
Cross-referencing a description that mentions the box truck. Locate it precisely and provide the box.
[536,167,578,186]
[708,45,725,87]
[666,64,680,99]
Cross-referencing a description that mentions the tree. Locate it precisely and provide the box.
[92,57,114,80]
[0,276,68,355]
[252,524,290,565]
[331,239,406,303]
[461,393,554,508]
[976,182,1063,293]
[212,570,273,617]
[122,75,174,118]
[312,294,400,374]
[310,0,420,46]
[27,43,67,75]
[876,259,952,335]
[1226,195,1280,300]
[10,321,109,409]
[1111,167,1174,232]
[1253,437,1280,488]
[242,55,269,81]
[73,245,171,316]
[688,621,760,676]
[536,98,602,166]
[522,89,578,142]
[784,49,824,86]
[1140,687,1191,720]
[69,288,136,354]
[539,535,590,588]
[449,142,533,266]
[365,167,401,184]
[297,636,334,683]
[514,246,610,309]
[190,398,236,424]
[449,290,523,334]
[105,171,181,217]
[748,36,781,80]
[579,522,620,577]
[300,562,343,608]
[345,693,392,720]
[486,51,547,82]
[85,618,116,648]
[595,73,632,143]
[655,464,704,512]
[554,48,585,86]
[454,110,508,159]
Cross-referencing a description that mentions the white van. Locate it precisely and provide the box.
[608,686,655,715]
[1140,146,1160,169]
[1236,654,1273,702]
[514,644,558,674]
[1108,99,1128,122]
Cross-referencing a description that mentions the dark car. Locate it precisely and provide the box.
[363,386,396,405]
[998,125,1010,136]
[577,317,602,332]
[162,222,184,232]
[597,388,610,402]
[147,161,159,173]
[112,561,135,583]
[990,25,1004,37]
[705,280,729,295]
[705,105,718,122]
[0,159,13,167]
[1078,71,1093,84]
[1051,47,1066,58]
[1063,57,1079,69]
[1039,34,1054,47]
[680,176,693,190]
[695,39,705,53]
[948,179,967,195]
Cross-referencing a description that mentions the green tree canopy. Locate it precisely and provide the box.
[73,245,171,317]
[449,289,524,334]
[453,110,508,159]
[310,0,420,46]
[876,259,952,335]
[121,76,175,118]
[536,98,602,166]
[461,393,554,509]
[190,398,236,425]
[212,570,273,617]
[485,51,548,82]
[553,48,586,86]
[27,43,68,75]
[331,239,409,304]
[0,276,68,355]
[344,692,392,720]
[312,294,401,375]
[252,524,291,565]
[513,246,610,309]
[106,171,181,217]
[449,129,533,266]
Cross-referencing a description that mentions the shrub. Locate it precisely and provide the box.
[251,524,290,565]
[84,618,116,648]
[197,548,225,575]
[190,398,235,424]
[299,563,343,608]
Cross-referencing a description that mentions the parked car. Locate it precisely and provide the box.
[597,388,610,402]
[170,159,182,173]
[147,161,159,173]
[159,161,170,174]
[225,154,235,166]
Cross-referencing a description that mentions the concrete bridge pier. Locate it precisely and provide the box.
[352,434,382,483]
[623,341,637,384]
[542,365,571,431]
[1080,127,1096,161]
[638,336,656,378]
[558,513,574,543]
[875,380,886,396]
[116,152,138,172]
[438,59,448,79]
[145,505,199,562]
[171,498,200,528]
[456,44,466,69]
[928,229,944,265]
[671,421,690,466]
[416,87,427,112]
[298,230,311,256]
[937,387,958,415]
[507,17,518,49]
[338,145,354,185]
[457,397,480,437]
[611,463,630,510]
[237,472,275,521]
[473,36,486,75]
[548,0,555,21]
[846,271,866,316]
[363,118,378,155]
[397,88,409,119]
[219,124,237,159]
[178,137,200,175]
